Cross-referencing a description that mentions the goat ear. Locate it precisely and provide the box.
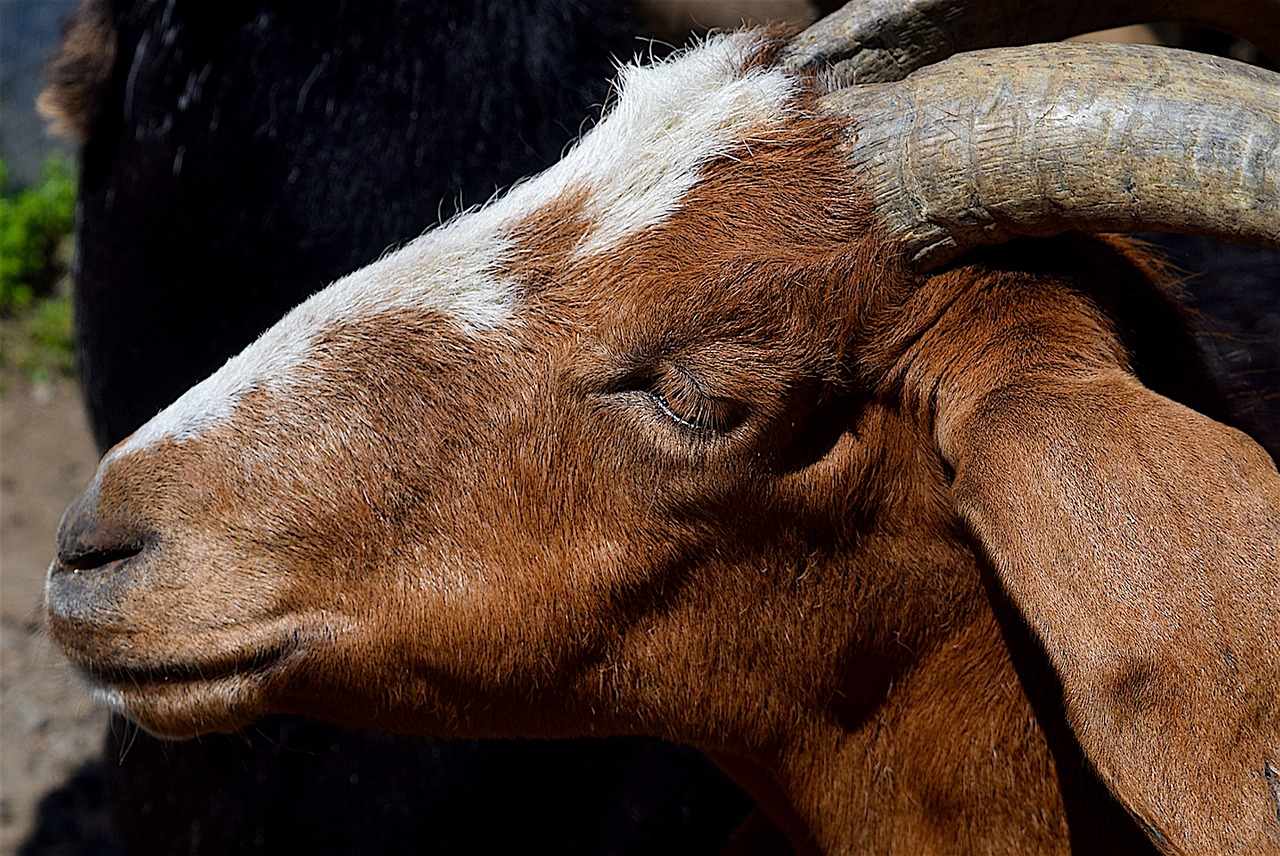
[938,370,1280,855]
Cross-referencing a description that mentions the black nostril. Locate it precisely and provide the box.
[54,478,151,574]
[58,543,146,573]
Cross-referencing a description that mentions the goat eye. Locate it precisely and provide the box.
[648,366,747,435]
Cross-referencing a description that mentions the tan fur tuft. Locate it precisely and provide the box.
[38,0,116,142]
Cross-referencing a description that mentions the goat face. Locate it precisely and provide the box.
[45,26,1280,855]
[46,30,899,742]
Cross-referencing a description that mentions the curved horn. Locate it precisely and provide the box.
[784,0,1280,84]
[819,42,1280,269]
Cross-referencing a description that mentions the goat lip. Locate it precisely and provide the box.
[87,639,291,690]
[98,672,268,739]
[83,640,297,738]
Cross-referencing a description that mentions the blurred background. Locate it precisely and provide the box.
[2,2,101,853]
[2,0,76,185]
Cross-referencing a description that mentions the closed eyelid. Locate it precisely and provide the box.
[650,389,713,432]
[650,366,747,434]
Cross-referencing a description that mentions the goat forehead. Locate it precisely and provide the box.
[110,31,797,460]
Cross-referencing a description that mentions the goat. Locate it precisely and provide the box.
[38,1,754,853]
[46,1,1280,853]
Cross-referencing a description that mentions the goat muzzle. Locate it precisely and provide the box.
[46,477,153,629]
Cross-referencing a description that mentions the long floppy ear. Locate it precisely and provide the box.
[938,368,1280,854]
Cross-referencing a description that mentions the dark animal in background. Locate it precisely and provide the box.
[39,1,753,853]
[1144,236,1279,456]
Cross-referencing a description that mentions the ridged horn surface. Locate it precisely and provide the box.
[785,0,1280,85]
[820,42,1280,268]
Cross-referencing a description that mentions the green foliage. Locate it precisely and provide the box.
[28,295,76,375]
[0,155,76,313]
[0,293,76,384]
[0,156,77,382]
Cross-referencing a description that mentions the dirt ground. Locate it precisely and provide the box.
[0,373,107,856]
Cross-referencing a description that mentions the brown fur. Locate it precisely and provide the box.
[45,67,1280,855]
[38,0,116,142]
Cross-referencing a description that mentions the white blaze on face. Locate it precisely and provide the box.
[113,218,522,455]
[112,30,798,459]
[505,31,799,257]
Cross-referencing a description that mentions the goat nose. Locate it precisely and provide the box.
[46,473,157,646]
[53,479,148,575]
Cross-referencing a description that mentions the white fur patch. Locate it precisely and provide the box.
[115,219,519,454]
[499,30,799,257]
[114,30,798,456]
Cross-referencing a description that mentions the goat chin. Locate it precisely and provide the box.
[89,677,261,741]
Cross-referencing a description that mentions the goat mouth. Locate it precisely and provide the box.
[88,639,289,688]
[81,637,296,738]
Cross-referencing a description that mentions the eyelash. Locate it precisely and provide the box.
[646,367,746,435]
[650,389,716,433]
